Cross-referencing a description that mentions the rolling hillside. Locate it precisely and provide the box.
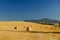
[0,21,59,40]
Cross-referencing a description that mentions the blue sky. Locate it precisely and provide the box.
[0,0,60,21]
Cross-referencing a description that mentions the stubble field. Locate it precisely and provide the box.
[0,21,60,40]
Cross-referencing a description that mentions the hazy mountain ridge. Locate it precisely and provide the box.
[24,18,60,25]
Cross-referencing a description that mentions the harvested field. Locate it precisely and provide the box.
[0,30,60,40]
[0,21,60,40]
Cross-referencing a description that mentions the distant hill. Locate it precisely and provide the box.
[24,18,60,25]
